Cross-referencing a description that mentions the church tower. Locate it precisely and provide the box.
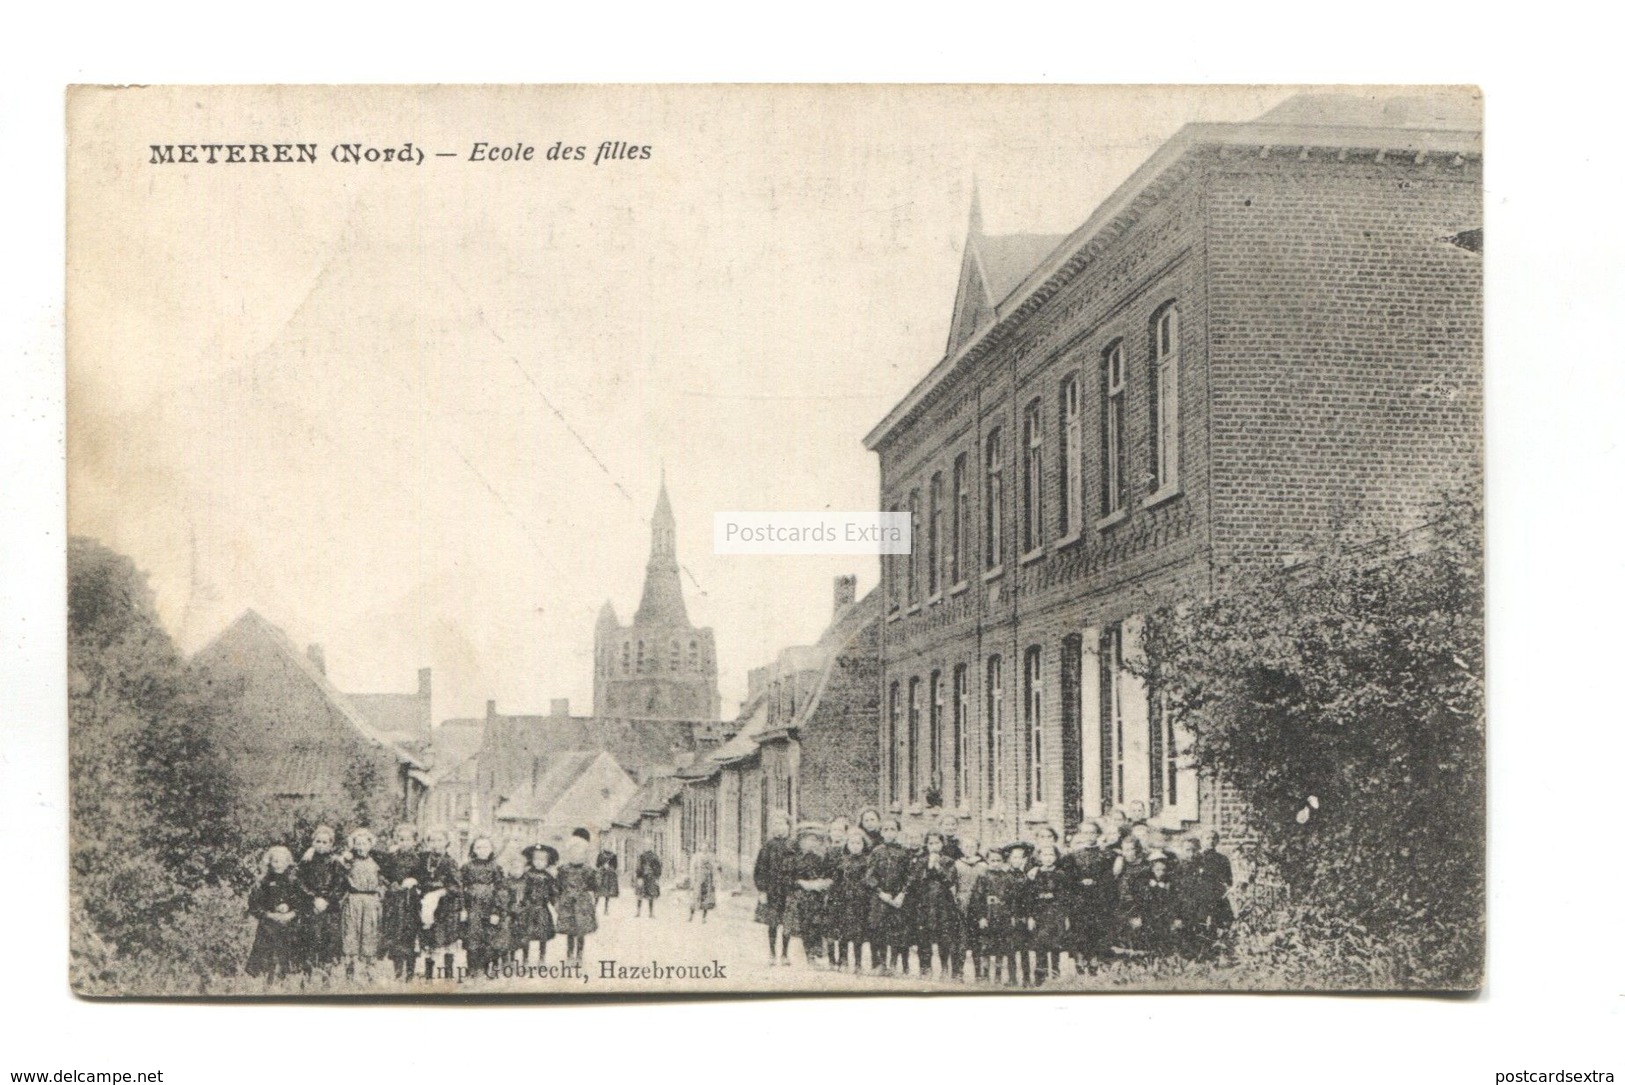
[592,476,721,720]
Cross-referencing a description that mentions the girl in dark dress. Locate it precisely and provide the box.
[512,844,558,963]
[909,830,963,979]
[784,827,833,966]
[381,823,423,979]
[1114,836,1153,956]
[689,852,717,922]
[1002,842,1035,986]
[634,848,663,917]
[459,835,512,977]
[863,818,912,975]
[967,843,1023,986]
[554,834,600,965]
[595,848,620,914]
[826,827,872,971]
[856,808,884,851]
[246,845,309,982]
[1025,843,1069,984]
[296,825,345,973]
[414,828,463,975]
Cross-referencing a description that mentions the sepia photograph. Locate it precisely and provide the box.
[64,83,1484,998]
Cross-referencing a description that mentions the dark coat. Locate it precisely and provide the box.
[1059,847,1117,952]
[296,851,346,966]
[1197,849,1236,926]
[907,852,962,948]
[554,862,599,936]
[1117,865,1172,953]
[863,841,913,939]
[412,850,463,950]
[246,870,310,978]
[459,857,512,960]
[379,848,423,959]
[596,850,621,898]
[511,868,558,945]
[826,849,873,944]
[752,837,795,925]
[634,850,663,900]
[1024,865,1070,950]
[784,850,832,939]
[966,867,1025,954]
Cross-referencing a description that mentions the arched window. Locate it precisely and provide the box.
[927,472,943,597]
[985,429,1005,569]
[887,681,901,805]
[951,452,970,585]
[1149,303,1181,493]
[688,640,699,671]
[1059,374,1082,535]
[928,670,944,804]
[1022,399,1044,554]
[621,640,631,674]
[1101,341,1127,516]
[952,663,969,808]
[669,639,680,672]
[985,655,1004,809]
[907,488,921,605]
[1024,645,1045,809]
[907,677,922,805]
[636,639,646,674]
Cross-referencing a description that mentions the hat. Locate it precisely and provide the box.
[570,827,592,842]
[522,843,559,865]
[1002,841,1033,859]
[795,822,826,841]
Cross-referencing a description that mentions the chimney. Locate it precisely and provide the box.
[418,667,432,699]
[306,644,326,676]
[833,574,857,617]
[550,698,570,717]
[747,665,770,701]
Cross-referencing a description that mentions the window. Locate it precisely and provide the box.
[669,639,680,672]
[928,670,944,804]
[1059,634,1084,833]
[952,663,969,808]
[907,677,922,805]
[621,640,631,674]
[985,655,1004,808]
[1059,374,1082,535]
[887,681,901,804]
[951,452,970,584]
[985,429,1005,569]
[636,639,646,674]
[688,640,699,671]
[1150,304,1181,492]
[1022,400,1044,554]
[907,489,921,605]
[887,505,902,613]
[928,473,943,596]
[1150,689,1178,816]
[1024,646,1044,809]
[1102,342,1127,516]
[1099,624,1125,813]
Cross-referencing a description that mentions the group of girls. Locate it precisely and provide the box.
[753,808,1235,986]
[244,823,610,983]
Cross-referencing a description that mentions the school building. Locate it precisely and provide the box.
[864,92,1482,847]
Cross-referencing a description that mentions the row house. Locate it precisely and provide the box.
[864,92,1482,847]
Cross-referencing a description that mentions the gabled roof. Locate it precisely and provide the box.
[346,691,427,747]
[428,719,485,772]
[494,750,604,822]
[448,711,709,782]
[193,609,424,771]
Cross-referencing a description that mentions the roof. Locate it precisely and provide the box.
[194,610,424,771]
[866,90,1482,451]
[428,719,485,772]
[977,233,1069,308]
[494,750,603,822]
[447,712,709,782]
[346,691,428,747]
[610,773,686,826]
[634,477,691,627]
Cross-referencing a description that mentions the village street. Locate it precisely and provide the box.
[413,888,962,997]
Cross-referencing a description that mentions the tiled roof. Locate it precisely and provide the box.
[494,750,602,822]
[346,692,428,746]
[448,712,707,782]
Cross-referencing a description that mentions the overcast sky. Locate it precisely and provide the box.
[67,84,1293,721]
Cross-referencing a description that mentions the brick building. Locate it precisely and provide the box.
[192,610,429,824]
[863,92,1482,847]
[592,477,721,720]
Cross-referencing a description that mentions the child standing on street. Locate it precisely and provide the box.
[689,851,717,923]
[459,835,511,977]
[512,843,559,965]
[340,828,385,981]
[555,831,600,966]
[246,845,309,983]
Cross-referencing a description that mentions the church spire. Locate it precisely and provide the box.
[635,475,688,625]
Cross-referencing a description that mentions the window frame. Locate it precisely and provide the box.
[985,654,1004,811]
[1024,645,1045,810]
[1022,398,1045,556]
[1149,303,1181,496]
[985,429,1005,571]
[1059,373,1082,538]
[1101,341,1128,520]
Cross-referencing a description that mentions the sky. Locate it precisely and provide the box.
[66,84,1294,722]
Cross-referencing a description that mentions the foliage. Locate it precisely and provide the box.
[68,538,253,989]
[1137,483,1485,988]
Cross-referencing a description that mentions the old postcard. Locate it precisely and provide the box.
[65,84,1483,997]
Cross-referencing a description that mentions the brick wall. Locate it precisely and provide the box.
[796,615,882,822]
[1204,152,1482,577]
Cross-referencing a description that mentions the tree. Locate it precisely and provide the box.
[68,537,250,988]
[1139,484,1484,987]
